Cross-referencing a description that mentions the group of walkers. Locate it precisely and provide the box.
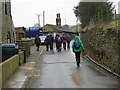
[44,33,71,52]
[35,33,85,68]
[55,34,71,52]
[44,34,54,51]
[34,34,54,51]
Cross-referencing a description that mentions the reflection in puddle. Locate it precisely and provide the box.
[71,72,84,86]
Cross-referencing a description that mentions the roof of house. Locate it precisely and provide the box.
[43,24,77,33]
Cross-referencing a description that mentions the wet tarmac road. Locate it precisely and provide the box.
[26,46,119,88]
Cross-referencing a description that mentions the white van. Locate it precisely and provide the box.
[39,36,46,45]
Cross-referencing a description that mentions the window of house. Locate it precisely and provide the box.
[9,2,11,16]
[5,1,7,15]
[7,32,11,43]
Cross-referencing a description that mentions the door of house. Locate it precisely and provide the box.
[19,33,24,40]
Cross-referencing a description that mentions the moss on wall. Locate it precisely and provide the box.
[19,51,24,66]
[81,26,119,75]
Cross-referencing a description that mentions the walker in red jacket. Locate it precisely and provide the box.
[61,34,68,50]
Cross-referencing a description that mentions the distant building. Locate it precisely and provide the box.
[56,13,61,27]
[62,25,69,30]
[43,24,61,33]
[43,24,77,34]
[0,0,16,43]
[15,27,26,40]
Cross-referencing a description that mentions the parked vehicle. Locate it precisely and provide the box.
[39,36,47,45]
[1,43,19,62]
[25,28,43,38]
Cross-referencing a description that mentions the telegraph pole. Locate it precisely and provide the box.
[43,11,45,26]
[36,14,42,28]
[115,10,118,27]
[76,19,78,32]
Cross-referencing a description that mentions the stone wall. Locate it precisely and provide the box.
[16,39,35,57]
[1,55,19,86]
[81,26,119,75]
[0,51,24,87]
[0,1,16,43]
[0,1,2,43]
[19,51,24,66]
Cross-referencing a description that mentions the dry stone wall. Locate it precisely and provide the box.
[81,27,119,75]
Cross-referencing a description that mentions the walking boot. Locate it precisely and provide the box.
[77,62,79,68]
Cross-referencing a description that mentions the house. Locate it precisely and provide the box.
[43,24,62,33]
[0,0,16,43]
[15,27,26,40]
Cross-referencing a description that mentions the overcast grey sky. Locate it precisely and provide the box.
[11,0,119,28]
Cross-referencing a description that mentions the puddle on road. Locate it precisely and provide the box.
[71,72,84,86]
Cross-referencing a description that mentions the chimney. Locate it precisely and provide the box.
[56,13,61,27]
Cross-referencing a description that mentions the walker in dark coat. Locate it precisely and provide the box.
[44,36,52,51]
[35,35,41,51]
[49,34,54,50]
